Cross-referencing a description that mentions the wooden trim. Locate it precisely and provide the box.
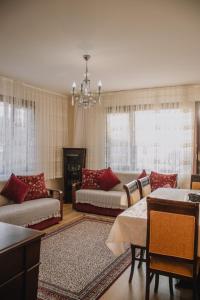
[72,182,82,209]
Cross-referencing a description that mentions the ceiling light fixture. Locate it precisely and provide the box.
[71,54,102,108]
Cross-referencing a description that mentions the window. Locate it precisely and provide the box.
[0,96,35,176]
[106,104,193,175]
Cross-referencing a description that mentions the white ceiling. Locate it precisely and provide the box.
[0,0,200,94]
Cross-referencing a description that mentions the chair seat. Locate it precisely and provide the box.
[150,256,193,277]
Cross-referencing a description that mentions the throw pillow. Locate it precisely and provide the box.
[98,167,121,191]
[17,173,48,201]
[137,169,147,179]
[81,168,107,189]
[150,171,177,191]
[1,173,30,204]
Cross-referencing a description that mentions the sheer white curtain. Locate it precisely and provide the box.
[73,103,106,169]
[0,94,35,177]
[106,102,195,187]
[0,76,68,179]
[73,85,200,188]
[35,92,68,178]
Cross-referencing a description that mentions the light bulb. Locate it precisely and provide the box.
[98,80,102,87]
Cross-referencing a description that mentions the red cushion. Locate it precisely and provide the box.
[82,168,107,189]
[98,167,121,191]
[17,173,48,201]
[137,169,147,179]
[150,171,177,191]
[1,174,30,204]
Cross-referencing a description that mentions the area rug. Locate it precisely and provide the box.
[37,216,131,300]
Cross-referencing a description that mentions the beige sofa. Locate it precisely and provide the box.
[73,172,140,217]
[0,181,63,229]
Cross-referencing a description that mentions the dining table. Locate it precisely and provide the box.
[106,188,200,257]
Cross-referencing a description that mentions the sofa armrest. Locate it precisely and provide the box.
[72,182,82,190]
[72,182,82,209]
[47,188,63,220]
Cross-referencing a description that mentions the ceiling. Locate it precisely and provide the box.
[0,0,200,94]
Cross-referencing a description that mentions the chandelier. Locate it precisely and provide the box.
[71,54,102,108]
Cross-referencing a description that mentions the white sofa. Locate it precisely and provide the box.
[73,172,140,216]
[0,181,63,229]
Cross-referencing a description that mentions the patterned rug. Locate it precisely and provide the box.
[37,217,131,300]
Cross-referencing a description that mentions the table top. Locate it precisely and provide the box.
[121,188,196,218]
[106,188,200,256]
[0,222,44,253]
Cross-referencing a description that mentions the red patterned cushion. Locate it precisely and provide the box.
[1,174,30,204]
[17,173,48,201]
[82,168,107,189]
[137,169,147,179]
[98,167,121,191]
[150,171,177,191]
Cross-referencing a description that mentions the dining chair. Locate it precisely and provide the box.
[123,180,146,282]
[146,197,199,300]
[191,174,200,190]
[138,176,152,198]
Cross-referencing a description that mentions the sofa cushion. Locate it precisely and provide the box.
[0,198,60,227]
[137,169,147,179]
[1,174,30,203]
[82,168,107,190]
[98,168,120,191]
[150,171,177,191]
[17,173,48,201]
[76,189,128,210]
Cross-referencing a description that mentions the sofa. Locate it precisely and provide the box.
[72,172,140,217]
[0,181,63,230]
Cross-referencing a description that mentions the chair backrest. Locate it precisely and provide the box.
[138,176,151,198]
[191,174,200,190]
[123,180,141,207]
[146,197,199,262]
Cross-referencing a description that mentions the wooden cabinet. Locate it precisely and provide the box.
[0,222,44,300]
[63,148,86,203]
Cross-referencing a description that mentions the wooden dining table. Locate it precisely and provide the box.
[106,188,200,257]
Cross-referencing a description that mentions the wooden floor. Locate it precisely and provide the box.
[43,204,193,300]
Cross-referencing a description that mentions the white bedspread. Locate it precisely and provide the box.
[0,198,61,227]
[76,189,128,209]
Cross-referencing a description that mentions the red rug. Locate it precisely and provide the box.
[38,217,131,300]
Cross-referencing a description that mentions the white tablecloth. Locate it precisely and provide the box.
[106,188,200,257]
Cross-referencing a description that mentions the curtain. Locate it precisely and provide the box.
[73,103,106,169]
[195,102,200,174]
[0,76,69,179]
[106,102,195,187]
[0,94,35,177]
[35,93,68,178]
[73,85,200,188]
